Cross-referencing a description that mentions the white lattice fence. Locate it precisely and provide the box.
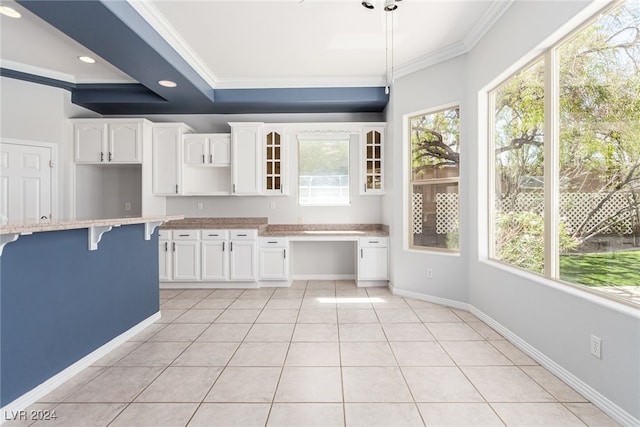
[412,193,423,234]
[435,193,459,234]
[496,192,637,235]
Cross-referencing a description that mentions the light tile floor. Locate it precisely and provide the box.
[8,281,620,427]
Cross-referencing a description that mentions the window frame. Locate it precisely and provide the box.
[407,104,461,253]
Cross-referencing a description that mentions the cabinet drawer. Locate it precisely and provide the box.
[201,230,229,240]
[158,230,171,240]
[259,237,288,247]
[358,236,388,247]
[230,229,257,240]
[172,230,199,240]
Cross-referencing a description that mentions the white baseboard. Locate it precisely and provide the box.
[390,286,637,426]
[160,281,260,289]
[292,274,356,281]
[0,312,161,424]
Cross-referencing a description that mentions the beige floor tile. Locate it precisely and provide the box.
[490,341,539,365]
[564,403,621,427]
[65,367,163,403]
[292,323,339,341]
[197,323,251,342]
[285,342,341,366]
[440,341,513,366]
[39,367,107,403]
[425,322,484,341]
[304,289,337,299]
[136,367,221,402]
[160,298,201,310]
[382,323,435,342]
[192,298,234,309]
[228,342,289,366]
[521,366,588,403]
[345,403,424,427]
[339,323,387,341]
[414,308,463,323]
[365,287,394,296]
[228,298,268,309]
[371,297,409,309]
[188,403,271,427]
[390,342,455,366]
[149,323,208,342]
[452,309,479,322]
[418,403,505,426]
[306,280,336,290]
[335,288,370,299]
[110,402,198,427]
[271,289,305,299]
[128,323,166,341]
[173,309,223,323]
[205,367,281,402]
[267,403,344,427]
[29,403,125,427]
[337,309,379,323]
[289,280,308,289]
[238,288,275,298]
[462,367,555,402]
[172,342,239,366]
[92,342,141,367]
[177,289,214,299]
[402,367,485,403]
[342,367,413,402]
[297,309,338,323]
[274,367,342,402]
[255,309,299,324]
[341,341,397,366]
[375,308,421,323]
[159,289,185,299]
[404,299,442,309]
[156,309,186,324]
[245,323,295,342]
[491,402,586,426]
[115,342,190,367]
[265,298,302,309]
[214,309,262,323]
[208,289,244,298]
[300,298,336,309]
[467,321,505,341]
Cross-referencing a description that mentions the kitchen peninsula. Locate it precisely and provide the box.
[0,215,180,412]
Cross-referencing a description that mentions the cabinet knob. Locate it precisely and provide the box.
[202,154,205,164]
[100,152,104,162]
[108,152,113,162]
[223,241,225,251]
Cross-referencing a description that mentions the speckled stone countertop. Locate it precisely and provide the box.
[0,215,184,235]
[162,217,388,237]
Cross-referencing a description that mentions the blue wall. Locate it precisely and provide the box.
[0,224,159,406]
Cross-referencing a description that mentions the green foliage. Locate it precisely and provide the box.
[298,140,349,176]
[560,250,640,286]
[495,211,579,274]
[410,107,460,180]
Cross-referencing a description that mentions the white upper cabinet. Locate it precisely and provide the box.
[263,126,287,195]
[152,123,193,195]
[230,123,263,195]
[360,126,385,195]
[184,134,231,167]
[74,120,143,164]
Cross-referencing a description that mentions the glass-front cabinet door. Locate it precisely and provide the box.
[264,127,286,194]
[361,126,384,195]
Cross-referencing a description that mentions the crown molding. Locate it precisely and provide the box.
[213,75,386,90]
[393,0,514,80]
[1,59,76,84]
[127,0,219,88]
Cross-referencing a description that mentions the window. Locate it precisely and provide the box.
[409,106,460,251]
[298,136,350,206]
[490,0,640,307]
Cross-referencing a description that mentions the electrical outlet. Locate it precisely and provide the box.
[426,268,433,279]
[590,334,602,359]
[124,202,131,211]
[197,202,204,211]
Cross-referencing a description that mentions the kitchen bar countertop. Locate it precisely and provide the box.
[0,215,184,235]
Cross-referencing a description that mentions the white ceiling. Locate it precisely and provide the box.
[0,0,510,88]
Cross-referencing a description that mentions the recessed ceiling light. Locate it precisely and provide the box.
[78,55,96,64]
[361,1,374,9]
[158,80,177,88]
[0,6,22,18]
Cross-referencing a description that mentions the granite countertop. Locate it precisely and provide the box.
[162,217,388,237]
[0,215,184,235]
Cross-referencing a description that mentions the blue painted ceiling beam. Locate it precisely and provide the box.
[13,0,389,115]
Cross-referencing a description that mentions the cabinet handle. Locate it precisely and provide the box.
[360,248,363,258]
[230,242,233,252]
[208,234,219,237]
[280,185,283,194]
[283,249,286,259]
[268,241,277,244]
[172,242,176,251]
[223,241,225,251]
[109,152,113,162]
[179,234,190,237]
[364,183,367,193]
[209,154,213,163]
[164,242,168,252]
[369,240,379,244]
[175,184,179,194]
[202,154,205,164]
[100,152,104,162]
[237,234,247,237]
[233,184,236,193]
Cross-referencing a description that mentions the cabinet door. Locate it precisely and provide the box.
[229,240,256,281]
[202,240,228,280]
[210,135,231,166]
[358,246,389,281]
[109,122,142,163]
[159,240,172,281]
[231,125,262,195]
[184,135,209,166]
[152,126,182,195]
[259,247,288,280]
[361,127,384,195]
[173,240,200,280]
[264,128,285,194]
[75,123,106,163]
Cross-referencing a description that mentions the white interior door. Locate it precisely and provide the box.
[0,142,52,224]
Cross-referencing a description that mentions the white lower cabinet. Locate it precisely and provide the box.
[357,237,389,282]
[159,229,257,284]
[259,237,289,280]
